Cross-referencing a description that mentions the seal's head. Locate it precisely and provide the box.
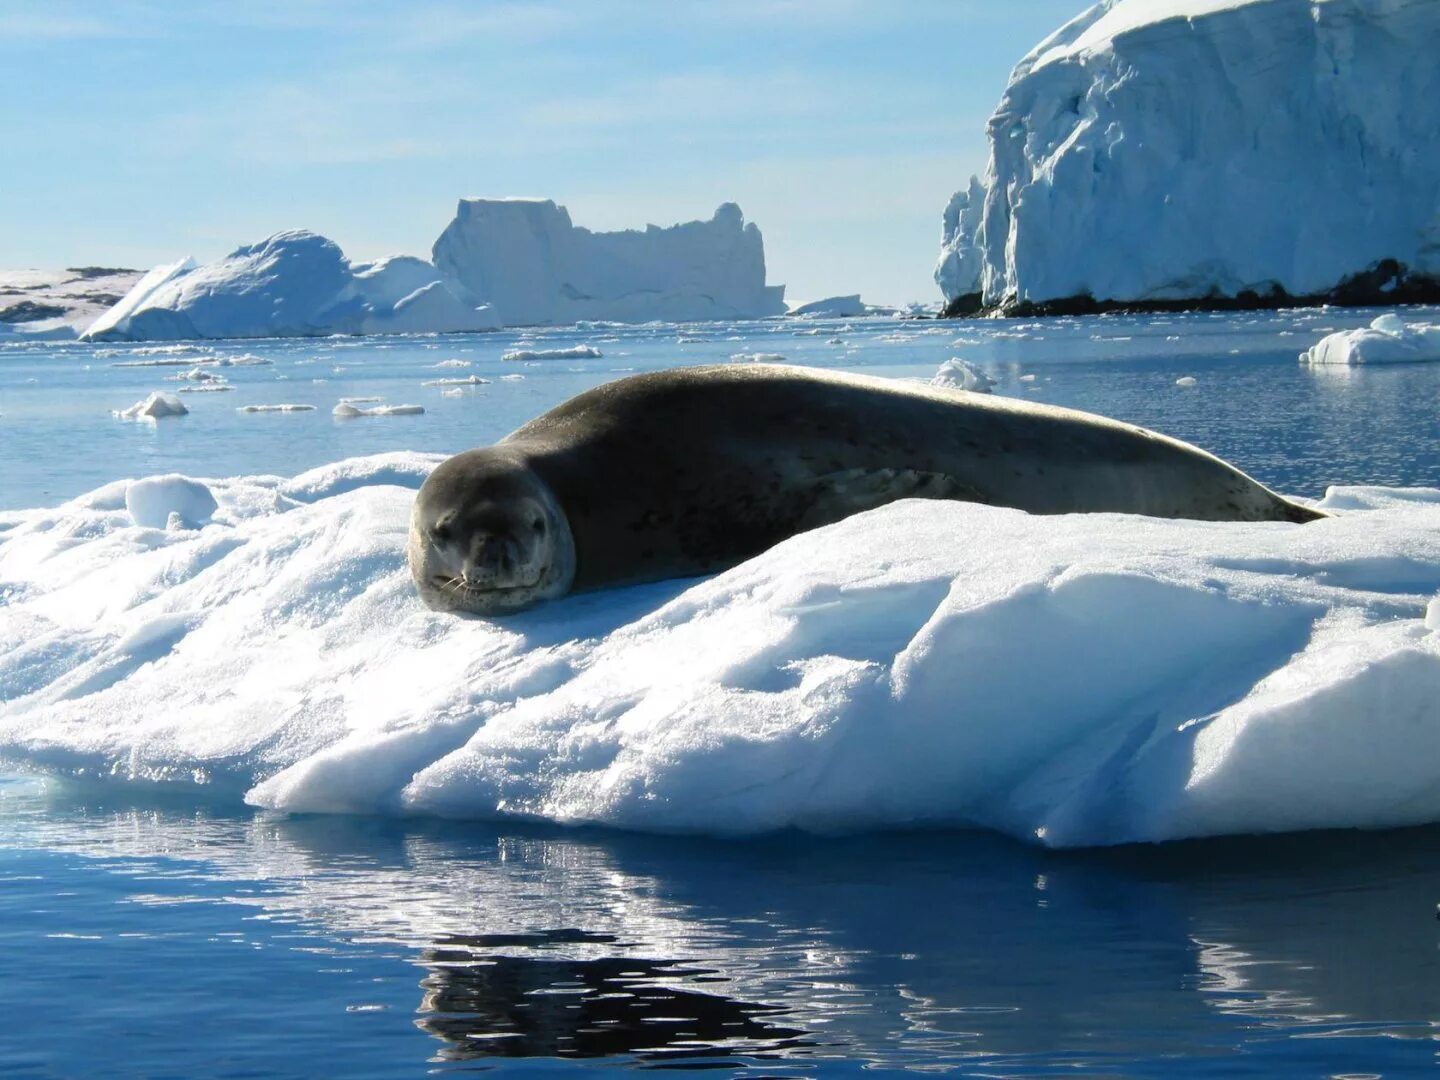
[409,449,576,615]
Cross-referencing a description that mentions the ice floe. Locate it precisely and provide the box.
[1300,314,1440,365]
[500,345,604,362]
[3,456,1440,847]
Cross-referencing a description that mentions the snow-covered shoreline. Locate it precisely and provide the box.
[4,454,1440,847]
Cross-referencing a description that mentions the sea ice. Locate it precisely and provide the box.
[500,346,603,362]
[4,457,1440,847]
[236,404,317,413]
[332,402,425,418]
[729,352,787,363]
[1300,314,1440,365]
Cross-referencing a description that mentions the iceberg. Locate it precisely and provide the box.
[433,199,787,326]
[1300,313,1440,365]
[789,294,868,318]
[4,455,1440,847]
[81,233,498,342]
[937,0,1440,315]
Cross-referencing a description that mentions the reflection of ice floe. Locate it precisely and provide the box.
[6,778,1439,1070]
[4,456,1440,846]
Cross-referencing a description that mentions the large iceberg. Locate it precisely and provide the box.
[433,199,787,326]
[4,455,1440,847]
[937,0,1440,316]
[81,232,499,342]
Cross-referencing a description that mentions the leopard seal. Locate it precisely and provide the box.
[410,363,1325,615]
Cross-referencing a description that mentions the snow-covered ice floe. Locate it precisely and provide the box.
[1301,314,1440,365]
[4,454,1440,847]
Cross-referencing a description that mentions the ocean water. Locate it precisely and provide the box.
[4,308,1440,1076]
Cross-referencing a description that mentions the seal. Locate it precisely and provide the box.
[410,364,1325,614]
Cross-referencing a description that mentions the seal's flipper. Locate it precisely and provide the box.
[801,468,983,528]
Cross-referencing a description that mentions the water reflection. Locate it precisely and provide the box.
[417,936,810,1063]
[3,779,1439,1073]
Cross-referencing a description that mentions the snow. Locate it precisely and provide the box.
[433,200,787,326]
[790,294,867,318]
[1300,314,1440,365]
[4,454,1440,848]
[81,233,497,342]
[937,0,1440,310]
[113,392,188,421]
[931,358,995,393]
[124,476,218,530]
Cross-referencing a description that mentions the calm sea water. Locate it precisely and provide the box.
[4,309,1440,1076]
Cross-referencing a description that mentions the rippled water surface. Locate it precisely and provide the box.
[4,309,1440,1076]
[4,778,1440,1077]
[4,306,1440,509]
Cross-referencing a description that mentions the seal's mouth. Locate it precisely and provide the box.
[430,573,542,596]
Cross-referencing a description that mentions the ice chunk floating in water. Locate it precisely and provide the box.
[1301,314,1440,365]
[3,456,1440,847]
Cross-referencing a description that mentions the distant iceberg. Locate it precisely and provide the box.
[433,199,787,327]
[81,199,787,340]
[5,455,1440,847]
[937,0,1440,316]
[789,294,868,318]
[82,232,499,342]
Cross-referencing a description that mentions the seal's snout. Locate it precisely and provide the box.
[461,534,526,587]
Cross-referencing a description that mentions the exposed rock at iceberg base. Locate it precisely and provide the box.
[937,0,1440,317]
[433,199,787,327]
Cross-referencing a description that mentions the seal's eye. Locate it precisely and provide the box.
[531,516,545,534]
[431,521,451,544]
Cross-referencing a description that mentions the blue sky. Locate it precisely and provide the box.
[2,1,1085,305]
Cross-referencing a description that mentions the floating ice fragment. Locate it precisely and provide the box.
[932,358,995,393]
[114,392,188,421]
[500,346,603,362]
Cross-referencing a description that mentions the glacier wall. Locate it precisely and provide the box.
[937,0,1440,315]
[432,199,787,327]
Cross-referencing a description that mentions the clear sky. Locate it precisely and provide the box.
[2,1,1086,306]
